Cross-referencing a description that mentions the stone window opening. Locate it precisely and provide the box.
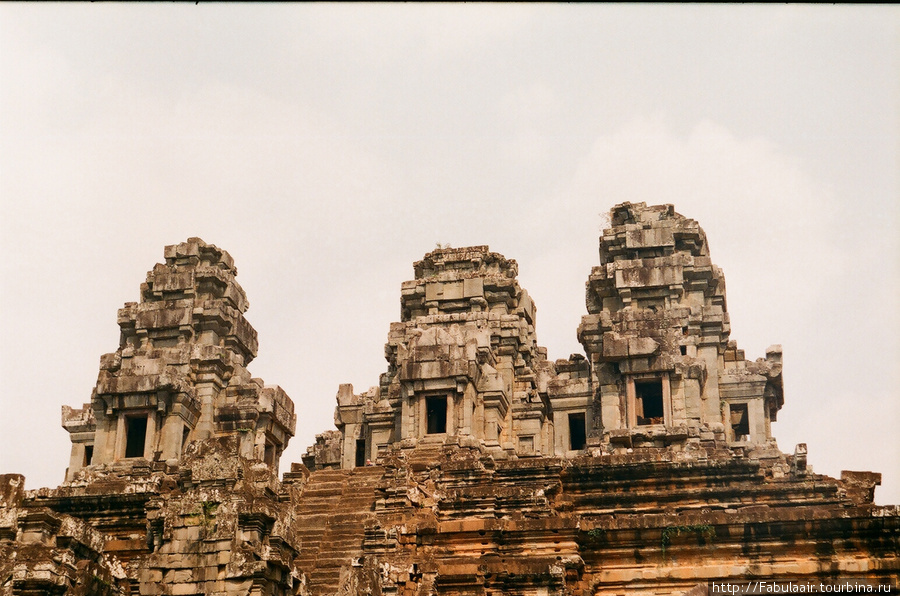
[636,380,664,425]
[264,441,276,466]
[182,424,190,454]
[519,435,534,454]
[355,438,367,468]
[568,412,586,451]
[426,395,447,434]
[730,403,750,441]
[643,300,664,313]
[83,444,93,467]
[125,415,148,458]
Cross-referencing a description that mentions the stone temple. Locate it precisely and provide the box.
[1,202,897,595]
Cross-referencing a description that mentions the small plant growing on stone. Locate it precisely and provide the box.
[199,500,219,534]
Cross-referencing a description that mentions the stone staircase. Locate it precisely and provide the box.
[293,466,384,595]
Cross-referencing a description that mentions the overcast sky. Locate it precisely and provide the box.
[1,4,897,504]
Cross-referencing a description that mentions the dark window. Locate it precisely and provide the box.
[636,380,664,425]
[730,403,750,441]
[84,445,93,467]
[569,412,586,450]
[355,439,367,467]
[680,345,688,356]
[264,441,275,466]
[125,416,147,458]
[182,424,190,454]
[426,396,447,434]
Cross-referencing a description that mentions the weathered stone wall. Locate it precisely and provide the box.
[298,442,898,595]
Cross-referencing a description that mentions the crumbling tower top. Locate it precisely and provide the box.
[403,246,524,323]
[603,202,710,263]
[413,245,517,278]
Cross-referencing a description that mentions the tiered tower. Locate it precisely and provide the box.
[577,202,783,450]
[63,238,295,480]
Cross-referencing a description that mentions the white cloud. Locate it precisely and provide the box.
[497,83,563,164]
[302,4,538,57]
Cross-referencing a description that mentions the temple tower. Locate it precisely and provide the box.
[307,246,555,468]
[62,238,295,481]
[577,202,783,450]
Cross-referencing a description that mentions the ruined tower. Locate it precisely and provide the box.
[577,202,783,449]
[305,246,555,469]
[306,203,785,471]
[62,237,296,481]
[3,239,301,596]
[1,208,896,596]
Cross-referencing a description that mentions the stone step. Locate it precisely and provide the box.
[300,485,349,495]
[291,467,381,594]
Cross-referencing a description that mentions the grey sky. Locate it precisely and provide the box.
[1,4,897,503]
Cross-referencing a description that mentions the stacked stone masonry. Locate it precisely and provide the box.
[1,206,897,596]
